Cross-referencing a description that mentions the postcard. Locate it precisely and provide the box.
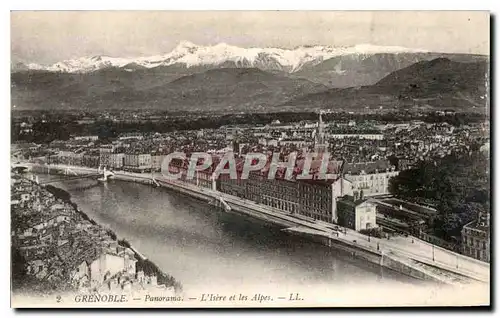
[10,10,490,308]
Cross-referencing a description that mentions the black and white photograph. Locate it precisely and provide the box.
[9,10,490,308]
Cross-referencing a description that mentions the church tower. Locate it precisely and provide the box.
[314,111,328,153]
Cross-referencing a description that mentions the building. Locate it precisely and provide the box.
[257,137,279,147]
[124,151,152,173]
[165,156,215,190]
[151,152,165,172]
[110,152,125,170]
[57,151,83,166]
[89,250,137,288]
[336,193,378,231]
[218,173,339,222]
[279,138,313,148]
[118,132,144,141]
[162,151,344,224]
[461,212,490,262]
[82,152,100,168]
[297,180,337,223]
[216,154,343,223]
[76,117,96,125]
[327,133,384,140]
[342,160,399,197]
[99,145,115,168]
[73,135,99,141]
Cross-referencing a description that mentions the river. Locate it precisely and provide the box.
[35,174,425,296]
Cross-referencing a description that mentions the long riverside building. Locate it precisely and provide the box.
[218,173,339,223]
[165,153,345,224]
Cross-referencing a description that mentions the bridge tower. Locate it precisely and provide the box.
[98,167,115,182]
[64,167,78,176]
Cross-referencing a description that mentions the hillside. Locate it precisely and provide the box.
[11,67,327,111]
[11,50,489,112]
[294,52,487,87]
[14,41,487,91]
[283,58,489,112]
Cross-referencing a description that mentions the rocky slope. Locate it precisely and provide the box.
[283,58,489,111]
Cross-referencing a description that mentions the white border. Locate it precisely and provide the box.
[3,1,498,317]
[4,1,497,10]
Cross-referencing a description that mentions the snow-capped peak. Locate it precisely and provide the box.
[176,40,198,49]
[171,40,199,54]
[20,41,429,73]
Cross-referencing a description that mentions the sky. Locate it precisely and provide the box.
[11,11,490,64]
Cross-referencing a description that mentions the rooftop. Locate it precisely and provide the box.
[344,160,395,175]
[337,195,372,207]
[464,214,490,233]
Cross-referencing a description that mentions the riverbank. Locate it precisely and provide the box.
[12,173,182,296]
[45,183,183,292]
[24,163,490,285]
[154,178,470,285]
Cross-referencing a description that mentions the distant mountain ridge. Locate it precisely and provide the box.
[293,52,487,87]
[13,41,430,74]
[11,67,328,111]
[12,42,488,92]
[283,58,489,111]
[11,42,489,112]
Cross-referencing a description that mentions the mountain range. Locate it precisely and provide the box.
[283,58,489,111]
[13,41,430,74]
[11,67,328,111]
[11,41,489,111]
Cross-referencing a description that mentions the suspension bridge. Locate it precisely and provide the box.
[12,163,115,185]
[39,166,116,184]
[38,172,102,184]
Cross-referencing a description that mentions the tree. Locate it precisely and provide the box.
[441,213,463,239]
[389,152,489,241]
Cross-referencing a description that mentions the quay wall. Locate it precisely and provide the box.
[286,229,447,284]
[381,254,448,283]
[298,230,382,265]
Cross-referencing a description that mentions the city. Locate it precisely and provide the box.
[10,10,490,308]
[12,108,490,276]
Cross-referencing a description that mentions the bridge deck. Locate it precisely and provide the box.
[38,173,101,184]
